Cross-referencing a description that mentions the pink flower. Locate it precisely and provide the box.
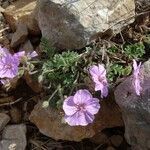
[0,53,20,78]
[27,51,38,59]
[14,51,38,60]
[13,51,25,60]
[63,89,100,126]
[132,59,142,96]
[89,64,108,98]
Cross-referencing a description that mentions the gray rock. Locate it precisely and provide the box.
[37,0,135,49]
[115,60,150,150]
[0,124,27,150]
[10,22,28,48]
[0,113,10,131]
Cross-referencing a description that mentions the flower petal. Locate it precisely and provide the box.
[98,64,106,76]
[101,85,108,98]
[89,65,99,77]
[14,51,25,60]
[0,54,19,78]
[134,78,141,96]
[73,89,92,104]
[64,111,94,126]
[85,98,100,115]
[95,83,108,98]
[63,96,78,116]
[95,83,104,91]
[132,59,142,96]
[133,59,137,71]
[27,51,38,59]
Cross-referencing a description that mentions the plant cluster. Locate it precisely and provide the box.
[106,42,145,82]
[39,37,147,113]
[0,35,148,126]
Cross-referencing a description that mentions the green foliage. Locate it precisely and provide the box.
[41,51,80,88]
[40,50,81,108]
[106,42,146,82]
[107,46,118,53]
[107,63,132,82]
[124,43,145,59]
[39,36,148,108]
[52,51,79,71]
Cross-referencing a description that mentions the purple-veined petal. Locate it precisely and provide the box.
[73,89,92,104]
[0,54,19,78]
[101,85,108,98]
[98,64,106,76]
[63,96,78,116]
[64,111,94,126]
[14,51,25,60]
[63,89,100,126]
[95,83,108,98]
[85,98,100,115]
[89,65,100,77]
[133,59,137,71]
[89,64,108,98]
[133,78,142,96]
[95,83,104,91]
[132,59,142,96]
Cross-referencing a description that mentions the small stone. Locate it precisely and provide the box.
[0,124,27,150]
[0,113,10,131]
[3,0,40,34]
[106,146,116,150]
[9,107,22,124]
[110,135,123,147]
[10,23,28,48]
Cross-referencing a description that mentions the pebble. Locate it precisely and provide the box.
[0,113,10,131]
[10,106,22,124]
[0,124,27,150]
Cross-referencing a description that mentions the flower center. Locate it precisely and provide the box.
[76,103,85,111]
[5,63,12,69]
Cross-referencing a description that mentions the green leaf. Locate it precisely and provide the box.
[122,65,132,76]
[124,43,145,59]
